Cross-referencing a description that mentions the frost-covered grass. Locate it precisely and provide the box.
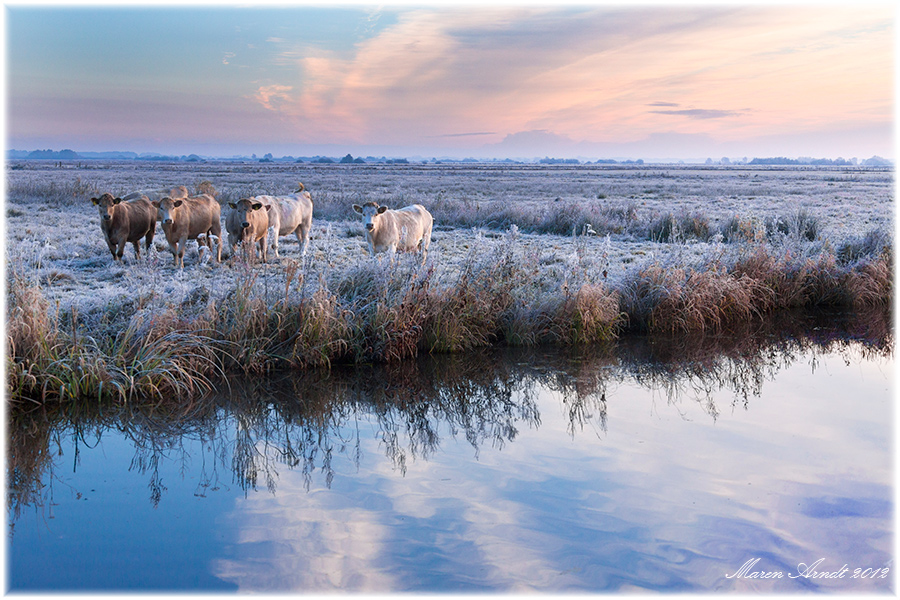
[5,161,893,403]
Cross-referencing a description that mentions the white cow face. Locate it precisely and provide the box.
[352,202,387,231]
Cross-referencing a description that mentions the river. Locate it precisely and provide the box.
[7,318,894,593]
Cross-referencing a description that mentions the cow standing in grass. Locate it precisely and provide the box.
[255,183,314,258]
[152,194,222,268]
[226,198,271,262]
[352,201,433,264]
[91,192,157,262]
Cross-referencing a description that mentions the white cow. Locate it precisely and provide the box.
[254,183,313,257]
[351,201,433,264]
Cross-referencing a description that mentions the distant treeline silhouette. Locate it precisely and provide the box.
[5,148,893,166]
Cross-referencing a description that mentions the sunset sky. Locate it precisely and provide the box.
[5,3,895,161]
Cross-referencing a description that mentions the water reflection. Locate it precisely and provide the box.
[7,309,893,592]
[9,309,891,511]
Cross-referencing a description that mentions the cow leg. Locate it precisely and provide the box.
[169,240,179,269]
[296,228,309,257]
[132,240,141,260]
[272,234,280,258]
[420,233,430,265]
[106,237,118,261]
[116,239,127,262]
[210,227,222,263]
[258,238,267,263]
[145,229,155,254]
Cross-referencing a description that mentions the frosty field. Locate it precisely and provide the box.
[5,161,893,402]
[7,161,892,310]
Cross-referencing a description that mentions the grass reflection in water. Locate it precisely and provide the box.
[9,307,890,515]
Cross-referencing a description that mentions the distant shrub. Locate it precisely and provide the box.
[719,215,764,243]
[837,228,891,264]
[196,180,218,197]
[765,208,819,241]
[648,212,677,242]
[647,210,712,242]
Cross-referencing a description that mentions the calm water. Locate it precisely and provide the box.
[7,331,894,593]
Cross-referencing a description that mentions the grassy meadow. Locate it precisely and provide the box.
[5,161,893,403]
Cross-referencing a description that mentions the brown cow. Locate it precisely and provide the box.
[152,194,222,268]
[90,192,157,262]
[226,198,271,262]
[351,201,433,264]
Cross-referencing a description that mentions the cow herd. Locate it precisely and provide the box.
[90,183,434,267]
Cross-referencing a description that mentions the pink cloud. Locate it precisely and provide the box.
[252,84,294,111]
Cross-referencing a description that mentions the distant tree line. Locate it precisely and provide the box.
[6,148,893,167]
[748,157,856,166]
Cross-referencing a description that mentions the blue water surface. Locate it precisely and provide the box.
[6,344,894,593]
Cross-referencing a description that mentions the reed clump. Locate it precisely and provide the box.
[424,237,520,353]
[7,274,219,403]
[620,263,770,334]
[553,284,624,344]
[730,242,892,310]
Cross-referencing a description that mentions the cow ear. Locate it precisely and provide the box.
[228,202,237,208]
[252,202,263,210]
[377,205,388,214]
[264,205,272,211]
[352,204,363,213]
[91,197,99,205]
[173,200,183,207]
[151,200,160,208]
[113,197,123,204]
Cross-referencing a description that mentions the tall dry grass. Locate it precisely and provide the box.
[8,227,892,403]
[620,233,892,335]
[7,265,219,403]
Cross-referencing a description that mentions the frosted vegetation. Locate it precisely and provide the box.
[6,161,893,403]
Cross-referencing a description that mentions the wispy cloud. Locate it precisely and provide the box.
[649,108,746,120]
[245,6,890,150]
[252,84,294,111]
[428,132,497,138]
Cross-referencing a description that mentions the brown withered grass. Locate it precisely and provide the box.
[8,232,892,404]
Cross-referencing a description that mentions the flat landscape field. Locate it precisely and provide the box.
[6,161,893,312]
[6,160,893,400]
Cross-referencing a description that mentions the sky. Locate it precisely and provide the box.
[4,3,896,161]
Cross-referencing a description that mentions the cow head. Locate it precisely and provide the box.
[91,193,123,221]
[353,201,388,231]
[229,199,267,233]
[152,196,184,225]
